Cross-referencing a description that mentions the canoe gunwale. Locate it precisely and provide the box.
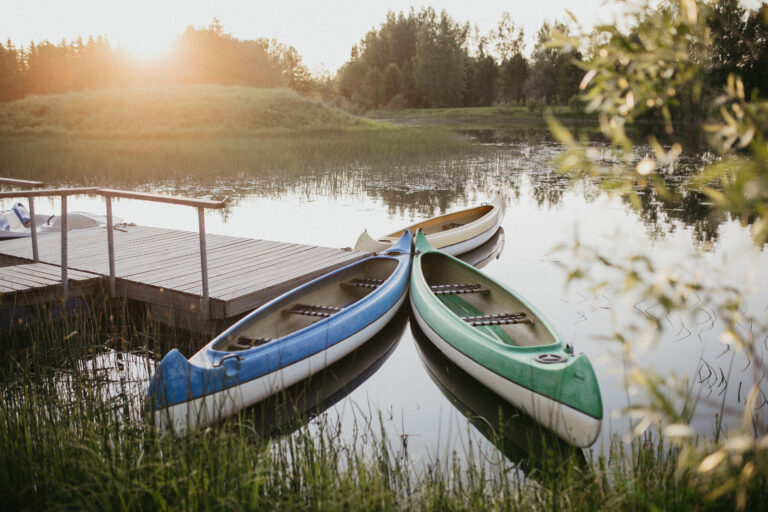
[205,252,406,361]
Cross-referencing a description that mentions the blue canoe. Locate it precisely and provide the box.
[147,230,412,434]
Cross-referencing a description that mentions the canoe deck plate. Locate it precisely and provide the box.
[461,312,533,326]
[430,283,489,295]
[232,336,272,350]
[286,303,343,318]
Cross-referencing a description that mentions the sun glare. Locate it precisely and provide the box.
[119,34,176,61]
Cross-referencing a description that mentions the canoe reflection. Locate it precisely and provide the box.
[246,305,409,435]
[456,227,504,269]
[411,317,586,471]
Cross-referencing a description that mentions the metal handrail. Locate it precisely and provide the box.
[0,184,226,316]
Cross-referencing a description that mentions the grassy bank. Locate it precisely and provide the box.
[0,86,471,184]
[1,302,766,510]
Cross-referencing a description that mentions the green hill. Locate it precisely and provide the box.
[0,86,471,182]
[0,85,374,135]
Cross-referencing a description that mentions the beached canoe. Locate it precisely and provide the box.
[409,229,602,447]
[147,231,412,435]
[354,193,504,256]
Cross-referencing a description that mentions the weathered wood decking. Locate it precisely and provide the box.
[0,263,100,306]
[0,224,368,323]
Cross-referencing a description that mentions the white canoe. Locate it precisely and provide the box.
[354,192,504,256]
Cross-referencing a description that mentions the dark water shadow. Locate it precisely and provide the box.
[244,304,410,437]
[409,317,587,475]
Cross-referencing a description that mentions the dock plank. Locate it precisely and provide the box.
[0,225,367,321]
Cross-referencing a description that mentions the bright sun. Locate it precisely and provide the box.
[118,33,176,60]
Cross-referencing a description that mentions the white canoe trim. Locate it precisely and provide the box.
[410,297,601,448]
[155,289,408,435]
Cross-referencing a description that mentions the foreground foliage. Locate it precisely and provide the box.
[1,304,766,511]
[548,0,768,508]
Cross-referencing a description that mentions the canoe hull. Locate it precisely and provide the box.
[411,300,601,447]
[155,289,407,434]
[409,229,602,447]
[354,193,504,256]
[149,231,412,435]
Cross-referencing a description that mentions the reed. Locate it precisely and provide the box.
[2,300,765,510]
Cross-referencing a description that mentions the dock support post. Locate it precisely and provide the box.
[61,194,68,302]
[28,195,39,262]
[197,207,209,318]
[105,196,116,297]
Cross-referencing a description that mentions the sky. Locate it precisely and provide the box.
[0,1,764,73]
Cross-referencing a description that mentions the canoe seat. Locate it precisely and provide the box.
[461,312,534,326]
[438,295,516,345]
[442,222,464,230]
[341,278,384,289]
[430,283,489,295]
[232,335,271,350]
[286,303,343,318]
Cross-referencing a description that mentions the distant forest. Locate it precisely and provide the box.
[0,1,766,110]
[0,19,311,103]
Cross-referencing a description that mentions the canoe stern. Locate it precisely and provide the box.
[147,348,236,411]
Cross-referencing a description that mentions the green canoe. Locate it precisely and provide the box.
[410,229,603,447]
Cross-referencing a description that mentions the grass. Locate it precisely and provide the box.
[2,299,766,510]
[0,86,473,184]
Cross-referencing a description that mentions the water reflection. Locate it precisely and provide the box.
[411,319,585,472]
[456,227,505,269]
[28,130,735,245]
[246,305,409,436]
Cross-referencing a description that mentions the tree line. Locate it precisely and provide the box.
[335,8,582,110]
[0,19,310,103]
[0,2,765,111]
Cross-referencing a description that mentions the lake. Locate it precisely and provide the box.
[3,131,766,469]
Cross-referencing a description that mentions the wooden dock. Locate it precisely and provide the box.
[0,224,368,327]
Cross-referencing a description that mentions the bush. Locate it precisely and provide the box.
[526,98,539,112]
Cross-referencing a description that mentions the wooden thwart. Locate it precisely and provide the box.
[462,312,533,326]
[430,283,489,295]
[286,303,343,318]
[342,278,384,289]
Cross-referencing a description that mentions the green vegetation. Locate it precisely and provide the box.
[547,0,768,508]
[2,302,766,511]
[335,8,583,111]
[0,86,471,183]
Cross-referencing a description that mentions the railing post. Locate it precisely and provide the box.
[105,195,116,297]
[197,206,209,318]
[28,195,39,262]
[60,194,68,302]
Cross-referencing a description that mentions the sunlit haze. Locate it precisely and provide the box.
[2,0,630,72]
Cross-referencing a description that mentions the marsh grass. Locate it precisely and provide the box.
[2,299,764,510]
[0,86,472,185]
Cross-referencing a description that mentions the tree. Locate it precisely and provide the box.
[499,53,529,103]
[0,40,23,102]
[381,62,404,104]
[526,21,581,104]
[413,9,468,107]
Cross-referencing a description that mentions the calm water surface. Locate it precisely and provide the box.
[6,135,767,467]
